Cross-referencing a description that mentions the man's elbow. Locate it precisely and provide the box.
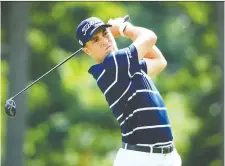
[158,57,167,72]
[150,32,157,44]
[162,57,167,67]
[146,31,157,48]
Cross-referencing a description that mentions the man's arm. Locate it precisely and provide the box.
[108,18,166,77]
[123,23,157,61]
[123,23,167,77]
[143,45,167,77]
[108,19,157,61]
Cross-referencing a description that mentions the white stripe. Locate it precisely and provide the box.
[103,52,118,95]
[120,113,133,126]
[127,89,159,101]
[131,72,143,77]
[117,113,123,121]
[97,69,106,82]
[120,107,166,126]
[122,124,171,136]
[136,141,173,147]
[124,143,128,149]
[141,70,151,80]
[141,69,146,74]
[110,82,132,108]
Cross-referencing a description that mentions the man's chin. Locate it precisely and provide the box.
[105,51,112,56]
[105,48,113,54]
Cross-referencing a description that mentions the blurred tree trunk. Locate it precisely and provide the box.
[216,2,224,163]
[4,2,30,166]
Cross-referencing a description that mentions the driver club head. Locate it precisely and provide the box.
[5,99,16,118]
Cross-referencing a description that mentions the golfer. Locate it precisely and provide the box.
[76,16,182,166]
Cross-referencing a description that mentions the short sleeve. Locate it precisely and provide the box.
[139,59,147,73]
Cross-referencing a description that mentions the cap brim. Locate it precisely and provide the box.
[87,24,112,42]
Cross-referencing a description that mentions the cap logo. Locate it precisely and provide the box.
[82,20,100,35]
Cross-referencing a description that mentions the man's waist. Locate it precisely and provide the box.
[122,142,174,154]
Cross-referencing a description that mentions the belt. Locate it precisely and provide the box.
[122,142,174,154]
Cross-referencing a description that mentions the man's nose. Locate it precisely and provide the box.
[100,37,109,46]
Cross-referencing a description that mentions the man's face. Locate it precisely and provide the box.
[83,27,117,63]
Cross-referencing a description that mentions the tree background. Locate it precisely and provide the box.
[1,2,224,166]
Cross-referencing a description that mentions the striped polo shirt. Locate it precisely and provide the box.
[88,44,173,146]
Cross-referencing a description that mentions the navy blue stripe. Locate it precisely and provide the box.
[104,81,130,106]
[122,127,173,145]
[126,93,166,111]
[121,109,170,128]
[110,102,127,123]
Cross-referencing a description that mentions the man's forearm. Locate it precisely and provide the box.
[108,18,165,76]
[122,23,157,61]
[123,23,162,60]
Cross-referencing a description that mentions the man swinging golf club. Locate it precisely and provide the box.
[76,15,182,166]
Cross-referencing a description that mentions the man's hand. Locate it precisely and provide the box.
[107,17,128,38]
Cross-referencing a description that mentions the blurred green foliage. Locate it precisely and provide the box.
[1,2,223,166]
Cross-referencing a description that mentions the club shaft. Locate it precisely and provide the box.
[9,15,130,101]
[10,48,82,100]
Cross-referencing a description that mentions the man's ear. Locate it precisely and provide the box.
[82,46,91,56]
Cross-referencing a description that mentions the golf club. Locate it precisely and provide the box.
[4,15,130,118]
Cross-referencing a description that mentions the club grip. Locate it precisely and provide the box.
[123,15,130,22]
